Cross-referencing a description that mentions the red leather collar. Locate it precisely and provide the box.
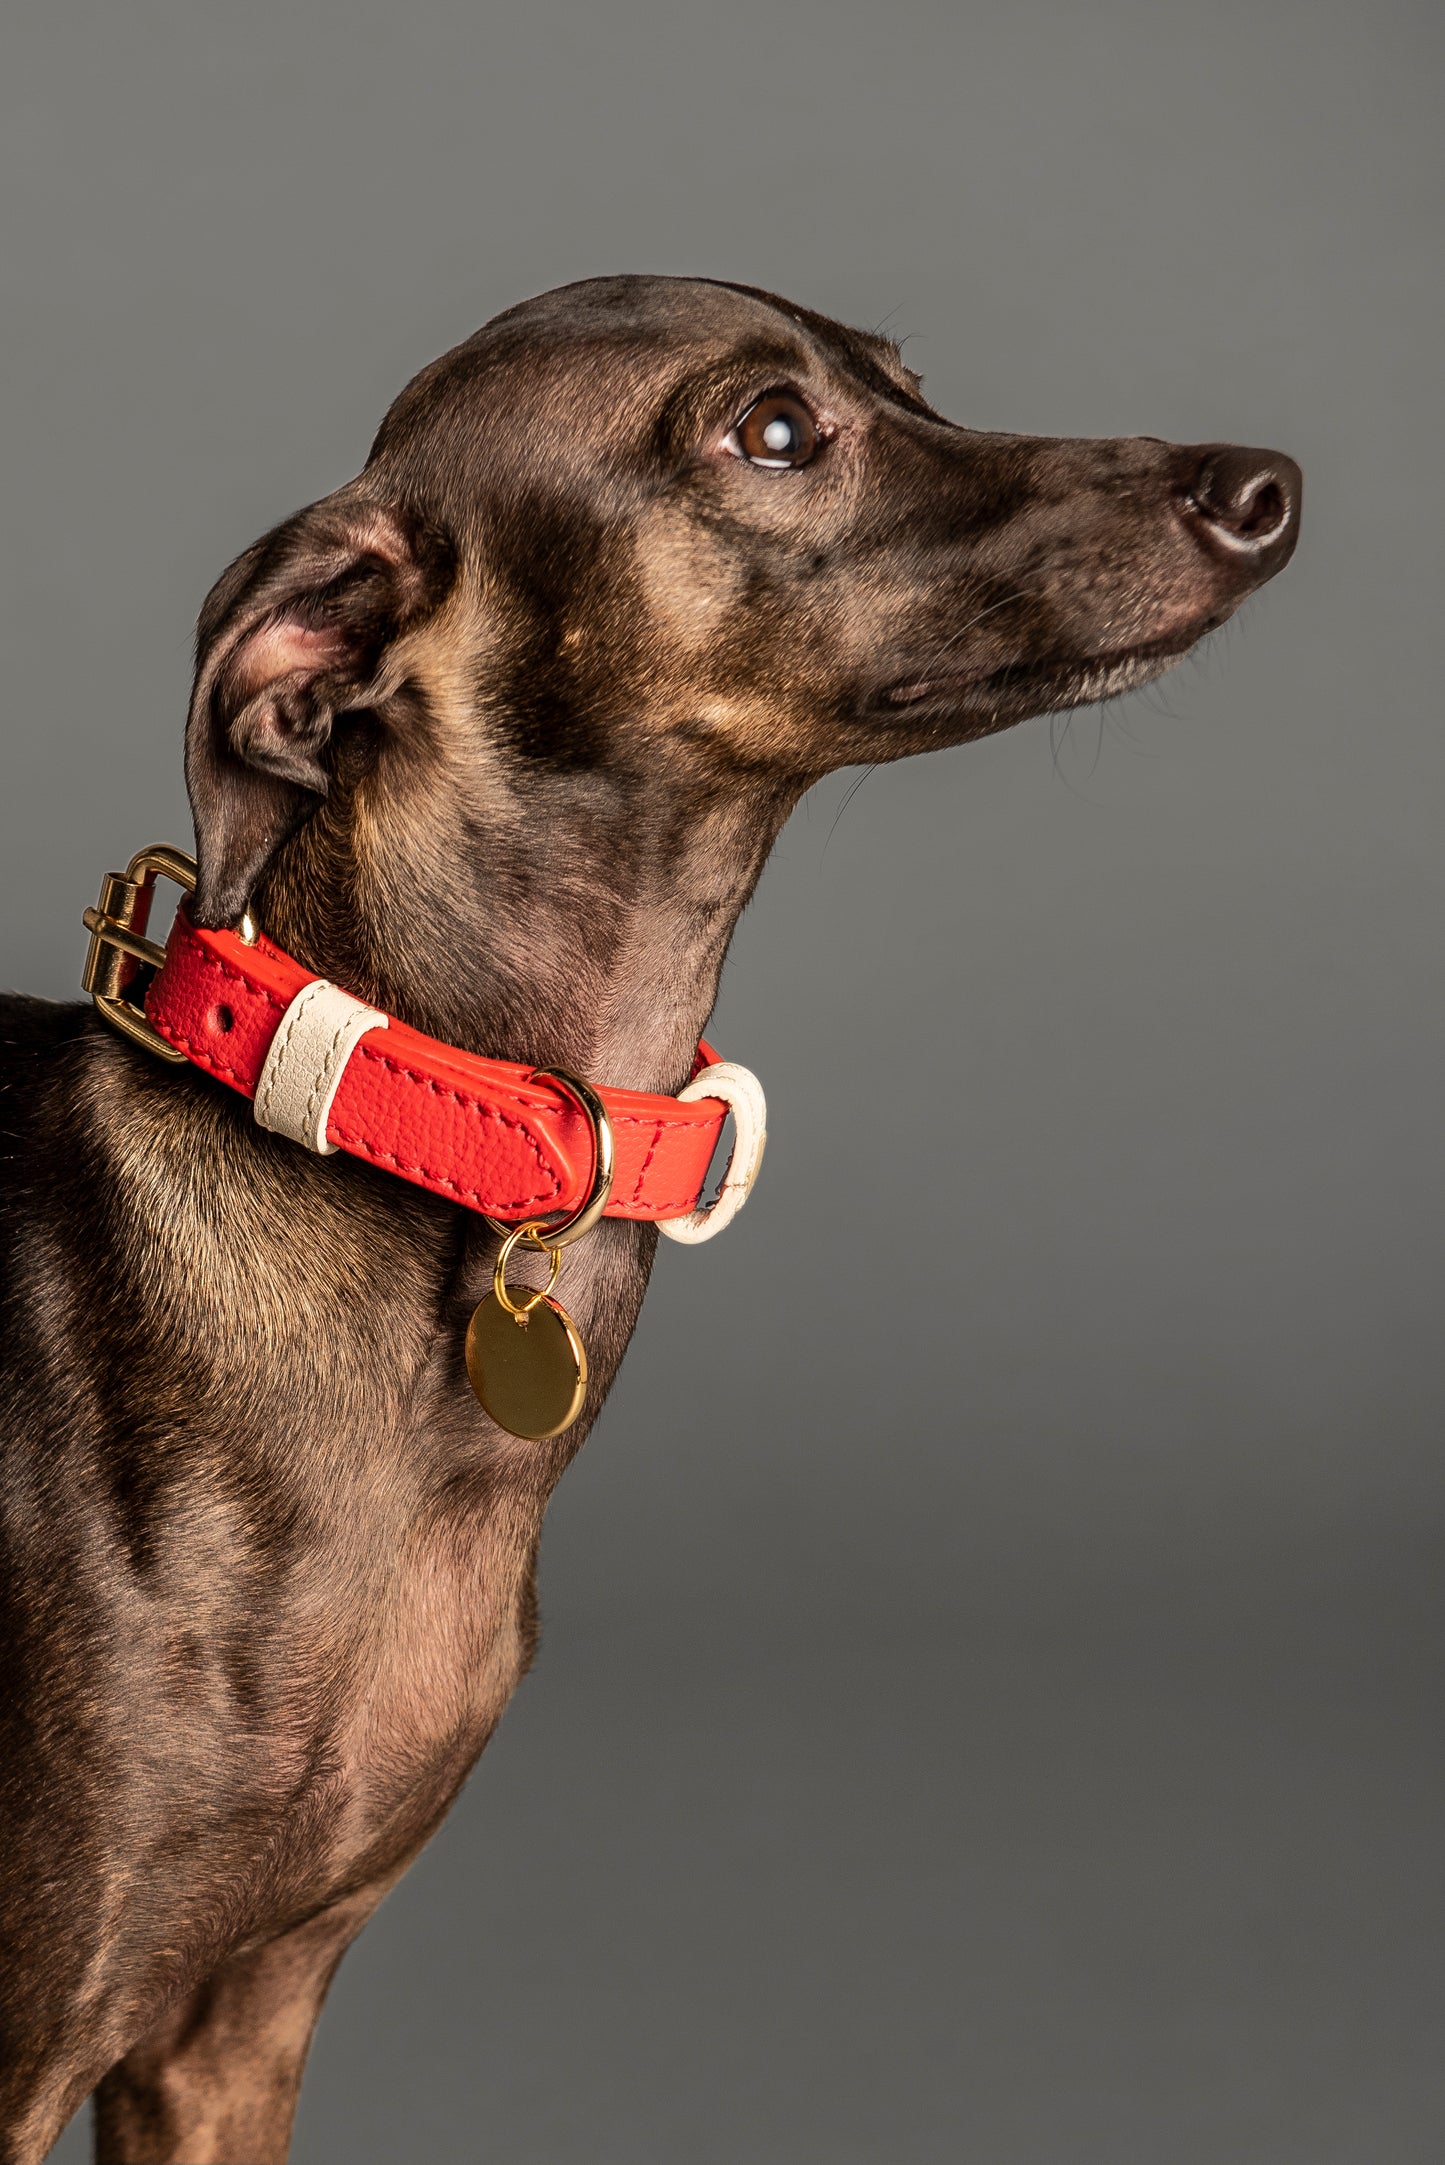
[144,909,730,1225]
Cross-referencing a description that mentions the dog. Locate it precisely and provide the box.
[0,275,1299,2163]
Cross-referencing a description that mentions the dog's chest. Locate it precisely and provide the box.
[309,1446,545,1863]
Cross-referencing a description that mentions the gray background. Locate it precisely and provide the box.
[4,0,1440,2158]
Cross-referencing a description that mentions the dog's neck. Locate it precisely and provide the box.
[257,741,798,1097]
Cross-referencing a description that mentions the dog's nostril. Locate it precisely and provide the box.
[1184,444,1301,561]
[1237,479,1284,538]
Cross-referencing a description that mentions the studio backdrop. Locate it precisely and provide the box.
[3,2,1440,2160]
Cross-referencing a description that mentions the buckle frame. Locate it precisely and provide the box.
[82,844,198,1063]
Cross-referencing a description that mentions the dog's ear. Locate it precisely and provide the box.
[185,489,456,926]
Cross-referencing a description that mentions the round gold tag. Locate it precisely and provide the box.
[465,1291,588,1441]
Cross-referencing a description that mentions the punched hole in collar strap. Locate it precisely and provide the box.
[253,980,389,1156]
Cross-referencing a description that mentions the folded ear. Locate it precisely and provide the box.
[185,489,456,926]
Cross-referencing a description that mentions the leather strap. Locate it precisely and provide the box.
[144,909,732,1225]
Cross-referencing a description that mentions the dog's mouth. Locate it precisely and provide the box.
[878,621,1223,723]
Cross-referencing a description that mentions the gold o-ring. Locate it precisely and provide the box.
[485,1065,616,1251]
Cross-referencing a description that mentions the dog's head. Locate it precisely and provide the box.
[186,275,1299,926]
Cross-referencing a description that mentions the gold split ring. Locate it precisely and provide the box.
[492,1223,563,1321]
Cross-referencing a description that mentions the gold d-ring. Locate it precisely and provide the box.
[485,1065,615,1251]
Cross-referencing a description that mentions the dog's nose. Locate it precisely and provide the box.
[1182,444,1301,573]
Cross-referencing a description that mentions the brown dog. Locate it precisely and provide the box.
[0,275,1299,2164]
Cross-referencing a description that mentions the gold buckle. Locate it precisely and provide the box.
[82,844,198,1063]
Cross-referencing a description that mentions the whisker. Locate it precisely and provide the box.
[1086,709,1106,780]
[898,582,1046,683]
[822,764,881,861]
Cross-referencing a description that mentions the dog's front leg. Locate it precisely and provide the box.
[90,1883,386,2165]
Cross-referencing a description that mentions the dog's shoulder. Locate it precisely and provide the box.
[0,993,111,1195]
[0,992,176,1205]
[0,990,97,1080]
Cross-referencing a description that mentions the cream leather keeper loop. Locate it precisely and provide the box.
[253,980,389,1156]
[657,1061,767,1245]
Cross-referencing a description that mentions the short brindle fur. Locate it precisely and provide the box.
[0,277,1299,2163]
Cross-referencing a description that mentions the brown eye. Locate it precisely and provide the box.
[734,393,819,468]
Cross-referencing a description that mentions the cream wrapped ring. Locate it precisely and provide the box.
[658,1061,768,1245]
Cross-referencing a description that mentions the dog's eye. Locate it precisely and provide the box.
[732,393,819,469]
